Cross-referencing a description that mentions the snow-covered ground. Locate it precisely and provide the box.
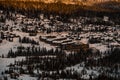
[65,63,100,79]
[0,10,120,80]
[18,75,37,80]
[0,57,25,76]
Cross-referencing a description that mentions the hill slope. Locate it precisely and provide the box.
[0,0,120,15]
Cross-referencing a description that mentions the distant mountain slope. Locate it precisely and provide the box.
[0,0,119,4]
[0,0,119,15]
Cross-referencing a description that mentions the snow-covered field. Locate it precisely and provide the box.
[65,63,100,79]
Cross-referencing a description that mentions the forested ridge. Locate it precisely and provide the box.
[0,0,120,16]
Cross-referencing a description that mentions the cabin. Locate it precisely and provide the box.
[61,42,89,52]
[0,39,2,43]
[9,38,13,42]
[89,37,101,44]
[29,33,37,36]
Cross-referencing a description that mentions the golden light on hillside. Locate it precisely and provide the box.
[0,0,120,14]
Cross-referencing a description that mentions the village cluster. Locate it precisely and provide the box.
[0,10,120,80]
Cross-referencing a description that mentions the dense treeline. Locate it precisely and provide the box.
[19,37,39,45]
[20,50,88,71]
[7,46,62,57]
[4,47,119,80]
[7,45,89,70]
[86,48,120,67]
[7,45,120,68]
